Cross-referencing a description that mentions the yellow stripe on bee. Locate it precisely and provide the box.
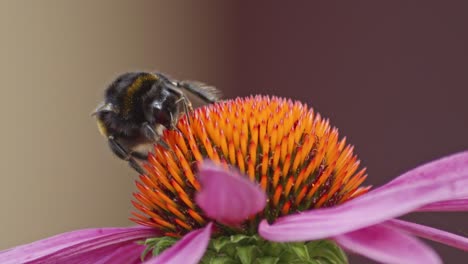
[123,73,158,116]
[96,119,108,137]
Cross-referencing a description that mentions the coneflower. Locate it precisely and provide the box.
[1,96,467,264]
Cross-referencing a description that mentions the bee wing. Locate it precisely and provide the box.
[177,80,222,104]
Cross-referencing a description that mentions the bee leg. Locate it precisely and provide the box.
[131,151,148,160]
[168,111,183,133]
[170,88,193,125]
[182,96,193,124]
[128,159,146,175]
[141,122,170,150]
[108,136,145,174]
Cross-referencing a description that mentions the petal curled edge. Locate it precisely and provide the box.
[334,224,441,264]
[385,219,468,251]
[145,223,212,264]
[0,226,157,264]
[418,198,468,212]
[259,151,468,241]
[196,161,267,225]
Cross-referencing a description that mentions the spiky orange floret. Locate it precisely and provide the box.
[131,95,370,237]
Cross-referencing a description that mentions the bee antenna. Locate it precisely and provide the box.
[91,102,117,116]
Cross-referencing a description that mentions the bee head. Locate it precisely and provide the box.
[149,99,174,129]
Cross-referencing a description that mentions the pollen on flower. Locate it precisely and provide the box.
[131,95,370,237]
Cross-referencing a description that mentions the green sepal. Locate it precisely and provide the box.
[231,234,257,244]
[142,234,348,264]
[201,256,238,264]
[254,257,279,264]
[202,235,348,264]
[287,243,310,260]
[139,236,177,261]
[236,245,260,264]
[306,240,348,264]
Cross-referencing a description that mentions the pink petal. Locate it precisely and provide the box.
[259,151,468,241]
[196,161,267,225]
[0,226,157,264]
[145,223,212,264]
[77,242,146,264]
[418,198,468,212]
[384,219,468,251]
[334,224,441,264]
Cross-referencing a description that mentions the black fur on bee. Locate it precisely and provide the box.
[94,72,221,174]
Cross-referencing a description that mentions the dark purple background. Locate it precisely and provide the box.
[221,1,468,263]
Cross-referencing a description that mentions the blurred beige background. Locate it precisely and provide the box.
[0,0,234,250]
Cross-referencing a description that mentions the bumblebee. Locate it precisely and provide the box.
[93,72,221,174]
